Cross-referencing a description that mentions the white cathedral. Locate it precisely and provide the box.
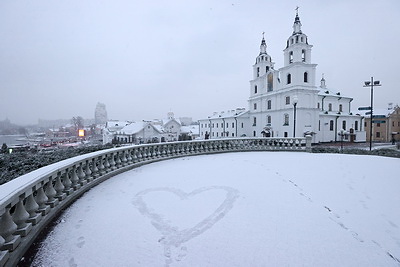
[199,11,366,144]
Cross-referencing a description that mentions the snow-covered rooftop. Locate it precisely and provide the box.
[205,108,248,119]
[31,152,400,266]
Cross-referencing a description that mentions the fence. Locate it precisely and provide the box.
[0,136,311,266]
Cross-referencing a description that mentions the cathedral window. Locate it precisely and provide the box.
[291,38,294,44]
[284,114,289,126]
[253,117,257,126]
[355,121,359,131]
[302,50,306,62]
[267,100,272,110]
[266,66,269,72]
[339,104,343,112]
[267,73,273,92]
[287,73,292,84]
[328,103,332,111]
[285,96,290,105]
[254,85,258,94]
[296,36,299,43]
[232,122,234,128]
[267,115,271,124]
[317,103,320,109]
[342,121,346,130]
[254,103,257,110]
[304,72,308,83]
[289,51,293,63]
[257,67,260,77]
[301,36,304,42]
[261,56,264,60]
[330,120,334,131]
[284,132,288,137]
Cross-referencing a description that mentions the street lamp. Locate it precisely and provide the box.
[293,95,298,137]
[363,77,381,151]
[338,129,347,153]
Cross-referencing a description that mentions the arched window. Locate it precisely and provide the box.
[267,100,272,110]
[254,85,258,94]
[330,120,334,131]
[339,104,343,112]
[266,66,269,72]
[287,73,291,84]
[304,72,308,83]
[302,49,306,62]
[284,114,289,125]
[289,51,293,63]
[257,67,260,77]
[267,115,271,124]
[328,103,332,111]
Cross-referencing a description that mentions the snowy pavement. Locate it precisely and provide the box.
[31,152,400,266]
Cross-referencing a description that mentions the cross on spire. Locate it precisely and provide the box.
[295,6,299,16]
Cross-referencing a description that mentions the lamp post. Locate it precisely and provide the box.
[293,95,298,137]
[363,77,381,151]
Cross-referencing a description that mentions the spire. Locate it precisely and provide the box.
[260,32,267,54]
[293,6,302,34]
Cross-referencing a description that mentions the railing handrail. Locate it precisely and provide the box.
[0,136,311,266]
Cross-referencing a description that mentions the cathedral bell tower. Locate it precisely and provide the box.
[283,9,313,66]
[253,33,275,80]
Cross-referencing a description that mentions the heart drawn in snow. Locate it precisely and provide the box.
[132,186,239,266]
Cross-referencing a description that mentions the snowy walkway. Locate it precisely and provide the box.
[31,152,400,266]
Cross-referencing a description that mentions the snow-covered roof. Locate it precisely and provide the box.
[119,122,163,135]
[318,87,352,99]
[180,125,200,135]
[162,118,181,126]
[205,108,248,120]
[358,106,399,117]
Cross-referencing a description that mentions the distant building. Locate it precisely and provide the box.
[199,11,365,143]
[362,104,400,143]
[103,112,199,144]
[95,103,108,125]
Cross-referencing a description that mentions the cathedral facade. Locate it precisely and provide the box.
[199,12,366,143]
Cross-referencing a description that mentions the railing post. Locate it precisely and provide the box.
[12,197,32,237]
[0,206,21,251]
[305,135,312,152]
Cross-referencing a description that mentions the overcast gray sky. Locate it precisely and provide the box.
[1,0,399,125]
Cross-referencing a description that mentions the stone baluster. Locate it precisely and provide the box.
[126,149,133,165]
[54,172,66,201]
[112,153,118,170]
[12,197,32,237]
[45,177,59,208]
[70,166,81,190]
[62,169,73,195]
[91,158,99,178]
[104,155,111,172]
[77,163,87,185]
[98,156,106,175]
[115,152,122,168]
[85,160,93,183]
[156,146,162,158]
[0,235,8,266]
[25,193,42,225]
[137,148,143,162]
[132,149,138,163]
[36,185,50,216]
[0,206,21,251]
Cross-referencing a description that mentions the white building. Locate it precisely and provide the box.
[94,102,108,125]
[199,11,365,143]
[103,112,199,144]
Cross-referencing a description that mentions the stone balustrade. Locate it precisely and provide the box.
[0,136,311,266]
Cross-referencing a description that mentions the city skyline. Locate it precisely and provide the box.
[1,0,399,125]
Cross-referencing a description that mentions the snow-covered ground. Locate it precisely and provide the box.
[31,152,400,266]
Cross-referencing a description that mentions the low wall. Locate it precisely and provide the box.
[0,137,310,266]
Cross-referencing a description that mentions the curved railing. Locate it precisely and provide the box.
[0,137,311,266]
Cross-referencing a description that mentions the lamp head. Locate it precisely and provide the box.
[293,95,298,104]
[364,81,371,86]
[374,81,380,85]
